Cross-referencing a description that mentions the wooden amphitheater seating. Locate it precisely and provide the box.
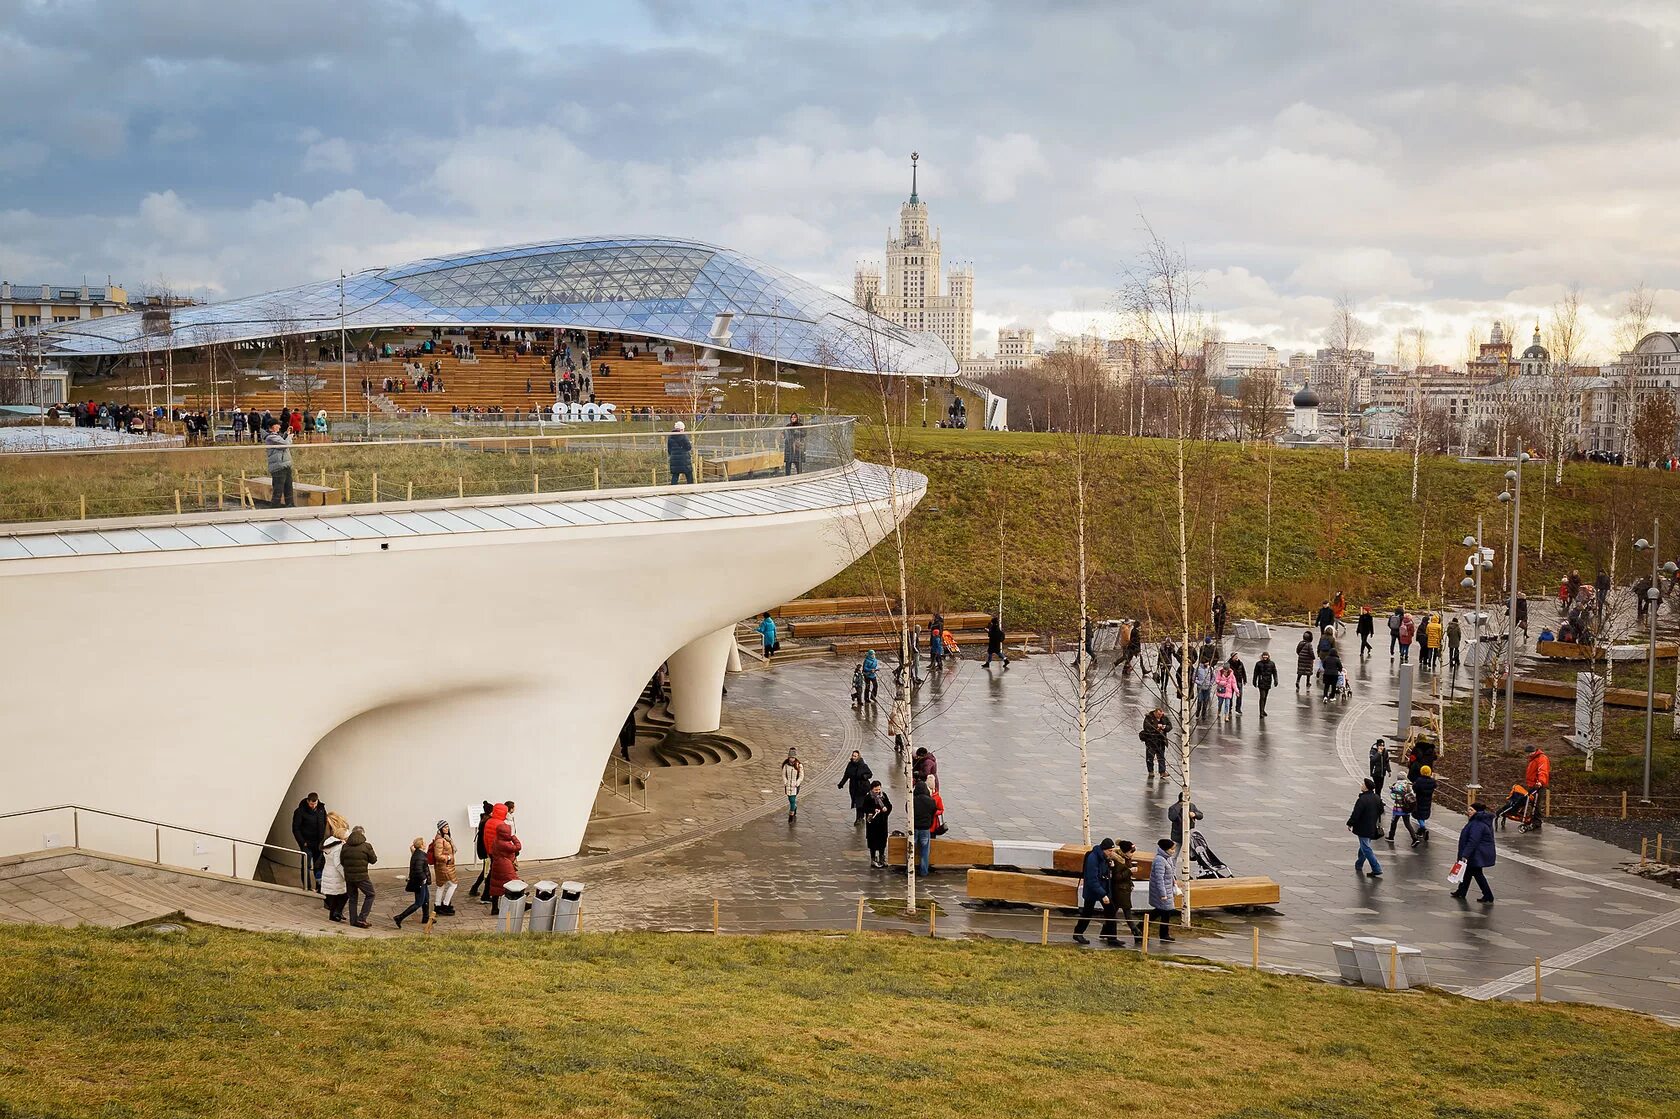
[967,869,1281,910]
[773,596,896,618]
[788,611,990,640]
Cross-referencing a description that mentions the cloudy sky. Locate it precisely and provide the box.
[3,0,1677,363]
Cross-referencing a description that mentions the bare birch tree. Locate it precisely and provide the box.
[1327,293,1370,470]
[1613,282,1655,461]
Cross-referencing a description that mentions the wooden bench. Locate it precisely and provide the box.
[1492,673,1674,711]
[698,449,784,480]
[833,633,1038,657]
[774,596,895,618]
[791,611,991,640]
[243,476,342,507]
[1536,639,1678,662]
[886,836,1156,875]
[967,868,1280,910]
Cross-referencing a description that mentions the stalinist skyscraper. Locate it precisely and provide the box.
[853,153,974,363]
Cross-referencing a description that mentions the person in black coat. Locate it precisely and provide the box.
[1072,838,1118,945]
[1368,739,1392,790]
[1355,606,1375,658]
[667,422,694,484]
[1411,765,1438,847]
[1141,707,1171,777]
[1314,601,1336,632]
[863,781,893,867]
[1347,779,1385,878]
[1294,631,1315,690]
[983,615,1009,669]
[394,837,431,928]
[1252,652,1278,717]
[1226,653,1247,714]
[290,792,328,892]
[838,751,873,823]
[469,799,494,897]
[1211,595,1228,641]
[1452,803,1497,902]
[912,780,938,875]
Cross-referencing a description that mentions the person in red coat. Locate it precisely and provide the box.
[487,819,522,915]
[1523,745,1551,831]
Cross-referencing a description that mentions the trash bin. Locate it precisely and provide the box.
[528,880,559,933]
[499,879,528,934]
[554,880,584,933]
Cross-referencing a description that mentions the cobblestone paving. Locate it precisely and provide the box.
[544,632,1680,1022]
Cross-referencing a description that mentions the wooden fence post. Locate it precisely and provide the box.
[174,491,182,516]
[1141,913,1150,955]
[407,481,413,501]
[855,896,865,933]
[1041,908,1049,945]
[79,493,86,520]
[1388,944,1399,989]
[343,471,350,501]
[712,898,719,934]
[1622,790,1629,820]
[1534,957,1543,1002]
[217,475,224,510]
[372,472,378,502]
[1252,927,1260,969]
[533,473,540,494]
[594,466,600,490]
[929,906,936,938]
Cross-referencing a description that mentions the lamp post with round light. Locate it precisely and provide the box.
[1632,528,1677,803]
[1495,451,1530,756]
[1460,517,1495,802]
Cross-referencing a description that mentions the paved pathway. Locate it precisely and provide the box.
[548,629,1680,1022]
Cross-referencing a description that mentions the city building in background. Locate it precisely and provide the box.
[1,281,129,331]
[853,153,974,365]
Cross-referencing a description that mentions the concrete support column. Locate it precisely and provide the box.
[668,625,736,733]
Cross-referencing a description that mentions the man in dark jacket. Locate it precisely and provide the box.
[469,800,494,897]
[1226,653,1247,714]
[339,826,378,928]
[912,779,937,876]
[1446,616,1462,668]
[1346,780,1384,878]
[1168,798,1202,848]
[1452,803,1497,902]
[1252,652,1278,717]
[983,615,1009,669]
[1355,606,1375,658]
[1072,838,1117,945]
[1314,601,1335,633]
[1141,707,1171,777]
[1295,631,1314,691]
[289,792,328,891]
[667,421,694,484]
[1368,740,1392,791]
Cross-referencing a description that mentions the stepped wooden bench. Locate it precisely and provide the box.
[1536,639,1678,663]
[1491,673,1674,711]
[886,835,1155,875]
[243,476,341,507]
[967,868,1281,910]
[774,596,895,618]
[832,633,1038,657]
[698,448,784,480]
[790,611,990,639]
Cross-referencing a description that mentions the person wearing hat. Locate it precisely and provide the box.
[1523,745,1551,831]
[1452,801,1497,903]
[1368,740,1392,791]
[666,420,694,484]
[1073,838,1119,945]
[430,820,457,916]
[263,419,294,507]
[1411,764,1438,847]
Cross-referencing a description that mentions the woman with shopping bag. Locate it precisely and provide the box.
[1450,802,1497,903]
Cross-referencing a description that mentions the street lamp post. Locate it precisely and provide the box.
[339,272,348,419]
[1633,527,1678,803]
[1496,452,1530,755]
[1460,516,1494,801]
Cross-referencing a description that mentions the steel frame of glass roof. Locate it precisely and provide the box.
[23,237,957,377]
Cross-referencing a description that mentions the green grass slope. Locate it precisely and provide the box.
[4,927,1676,1117]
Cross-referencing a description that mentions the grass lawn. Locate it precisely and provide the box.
[3,927,1677,1118]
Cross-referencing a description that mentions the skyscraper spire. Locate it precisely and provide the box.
[909,151,919,204]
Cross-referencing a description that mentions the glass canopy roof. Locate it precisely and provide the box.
[25,237,957,377]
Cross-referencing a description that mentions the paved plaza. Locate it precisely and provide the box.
[562,627,1680,1023]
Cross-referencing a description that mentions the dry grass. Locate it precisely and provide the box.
[1,926,1676,1117]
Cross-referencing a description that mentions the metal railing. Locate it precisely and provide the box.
[0,803,306,881]
[599,756,651,812]
[0,417,857,527]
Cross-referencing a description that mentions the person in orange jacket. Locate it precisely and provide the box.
[1523,745,1551,831]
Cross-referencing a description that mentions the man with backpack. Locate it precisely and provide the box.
[1252,652,1278,717]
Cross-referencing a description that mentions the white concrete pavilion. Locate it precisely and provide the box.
[0,442,922,876]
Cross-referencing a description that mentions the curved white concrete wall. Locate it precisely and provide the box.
[0,463,921,874]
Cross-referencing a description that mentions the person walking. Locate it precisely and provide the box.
[394,837,432,929]
[1411,764,1438,847]
[1397,612,1416,664]
[1211,594,1228,641]
[1347,779,1385,879]
[1141,706,1170,777]
[1523,744,1551,831]
[929,617,945,670]
[1111,840,1145,945]
[757,612,778,659]
[1388,607,1403,657]
[1147,838,1179,942]
[1193,659,1215,723]
[912,779,937,876]
[340,825,378,928]
[289,791,328,892]
[1356,605,1375,658]
[1451,802,1497,903]
[1226,653,1247,714]
[783,413,806,475]
[320,830,348,922]
[263,420,295,507]
[1446,615,1463,669]
[1072,838,1120,946]
[430,821,457,916]
[1426,613,1444,672]
[782,748,804,821]
[666,420,694,484]
[1319,632,1343,700]
[1250,652,1278,717]
[469,800,494,899]
[861,649,880,704]
[487,815,521,917]
[1214,662,1237,721]
[838,750,872,823]
[1515,591,1529,643]
[1368,739,1392,791]
[1387,775,1418,845]
[864,780,893,867]
[983,615,1010,669]
[1167,798,1202,849]
[1315,600,1336,633]
[1295,630,1315,691]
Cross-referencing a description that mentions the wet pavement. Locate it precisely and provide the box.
[548,628,1680,1022]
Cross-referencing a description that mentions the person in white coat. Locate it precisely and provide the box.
[782,748,804,822]
[320,834,348,923]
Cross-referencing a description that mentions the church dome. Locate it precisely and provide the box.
[1522,324,1549,361]
[1293,384,1320,408]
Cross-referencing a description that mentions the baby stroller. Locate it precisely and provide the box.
[1494,783,1537,830]
[1187,829,1234,880]
[1332,667,1352,701]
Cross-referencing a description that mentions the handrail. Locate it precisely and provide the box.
[0,803,306,878]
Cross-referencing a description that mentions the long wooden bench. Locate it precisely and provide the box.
[775,596,895,618]
[887,835,1154,875]
[833,633,1039,657]
[791,611,991,639]
[1536,639,1678,662]
[243,476,342,507]
[1492,674,1674,711]
[967,868,1281,910]
[698,448,784,480]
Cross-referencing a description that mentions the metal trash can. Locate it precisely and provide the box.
[527,880,559,933]
[498,879,528,934]
[554,880,584,933]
